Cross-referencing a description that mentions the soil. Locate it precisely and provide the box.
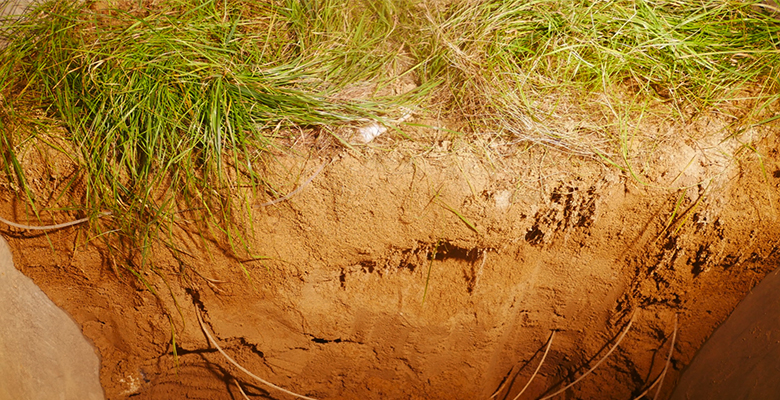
[2,111,780,400]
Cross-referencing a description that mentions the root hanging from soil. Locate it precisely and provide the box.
[490,369,514,400]
[256,162,327,207]
[631,314,678,400]
[513,331,556,400]
[195,307,318,400]
[235,378,251,400]
[653,314,678,400]
[0,211,112,231]
[539,310,638,400]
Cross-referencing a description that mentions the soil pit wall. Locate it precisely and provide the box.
[3,129,780,399]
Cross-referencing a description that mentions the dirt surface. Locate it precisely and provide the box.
[2,112,780,399]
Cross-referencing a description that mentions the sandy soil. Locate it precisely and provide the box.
[2,112,780,399]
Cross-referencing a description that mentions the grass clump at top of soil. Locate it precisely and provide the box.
[0,0,424,258]
[412,0,780,155]
[0,0,778,263]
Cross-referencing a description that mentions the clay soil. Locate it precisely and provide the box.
[3,113,780,400]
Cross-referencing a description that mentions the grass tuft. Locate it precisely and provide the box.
[412,0,780,155]
[0,0,419,258]
[0,0,778,284]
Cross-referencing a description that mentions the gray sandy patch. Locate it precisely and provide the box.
[1,0,35,17]
[0,235,104,400]
[1,0,35,48]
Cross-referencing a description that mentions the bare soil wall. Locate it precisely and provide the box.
[2,124,780,399]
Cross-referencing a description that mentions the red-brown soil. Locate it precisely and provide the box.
[2,114,780,399]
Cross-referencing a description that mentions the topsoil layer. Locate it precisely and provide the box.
[2,114,780,399]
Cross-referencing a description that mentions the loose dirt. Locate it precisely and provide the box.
[2,113,780,399]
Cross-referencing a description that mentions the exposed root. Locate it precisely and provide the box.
[256,162,327,207]
[513,331,555,400]
[235,378,251,400]
[539,310,638,400]
[653,313,678,400]
[630,313,678,400]
[0,211,112,231]
[195,308,318,400]
[489,365,515,399]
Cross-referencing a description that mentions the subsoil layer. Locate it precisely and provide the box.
[3,117,780,399]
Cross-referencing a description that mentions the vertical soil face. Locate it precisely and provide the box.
[3,122,780,399]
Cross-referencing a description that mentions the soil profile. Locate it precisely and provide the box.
[2,115,780,400]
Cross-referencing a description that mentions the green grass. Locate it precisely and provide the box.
[0,0,778,259]
[0,0,777,385]
[413,0,780,156]
[0,0,422,252]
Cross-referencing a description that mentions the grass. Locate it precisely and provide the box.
[0,0,778,303]
[414,0,780,157]
[0,0,775,395]
[0,0,422,254]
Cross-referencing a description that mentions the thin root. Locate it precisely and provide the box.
[489,365,515,399]
[0,211,112,231]
[513,330,556,400]
[653,313,678,400]
[539,309,638,400]
[631,313,678,400]
[195,308,318,400]
[235,378,251,400]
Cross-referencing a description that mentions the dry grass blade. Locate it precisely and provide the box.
[0,211,112,231]
[256,162,327,207]
[436,199,482,235]
[539,310,638,400]
[195,308,318,400]
[513,330,556,400]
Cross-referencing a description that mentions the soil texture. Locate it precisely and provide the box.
[2,114,780,399]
